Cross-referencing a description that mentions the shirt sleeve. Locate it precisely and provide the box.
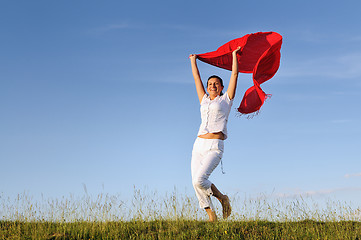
[223,92,233,105]
[200,94,208,105]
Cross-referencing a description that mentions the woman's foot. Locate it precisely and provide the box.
[221,195,231,219]
[205,208,218,222]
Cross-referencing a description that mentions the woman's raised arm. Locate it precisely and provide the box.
[227,47,241,100]
[190,54,206,103]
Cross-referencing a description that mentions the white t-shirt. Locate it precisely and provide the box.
[197,92,233,139]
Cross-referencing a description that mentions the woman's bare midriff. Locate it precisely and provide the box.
[198,132,225,140]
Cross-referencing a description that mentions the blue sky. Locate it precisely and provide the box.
[1,0,361,209]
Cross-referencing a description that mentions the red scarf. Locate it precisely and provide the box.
[197,32,283,116]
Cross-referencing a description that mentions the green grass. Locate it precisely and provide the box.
[2,220,361,239]
[1,188,361,239]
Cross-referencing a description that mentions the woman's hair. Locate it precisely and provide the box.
[207,75,224,96]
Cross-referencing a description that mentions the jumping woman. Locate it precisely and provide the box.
[189,46,241,222]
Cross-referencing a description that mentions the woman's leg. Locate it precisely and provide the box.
[205,207,217,222]
[191,151,218,211]
[192,151,221,208]
[191,138,226,221]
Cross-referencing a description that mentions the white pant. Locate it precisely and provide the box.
[191,137,224,209]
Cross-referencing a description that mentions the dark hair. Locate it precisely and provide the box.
[207,75,224,96]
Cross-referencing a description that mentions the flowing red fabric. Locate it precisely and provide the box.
[197,32,282,115]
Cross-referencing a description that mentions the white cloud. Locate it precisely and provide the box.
[88,22,136,34]
[90,22,255,40]
[275,187,361,198]
[345,172,361,178]
[279,52,361,80]
[277,29,361,80]
[346,35,361,43]
[286,29,327,43]
[331,119,353,124]
[104,23,131,30]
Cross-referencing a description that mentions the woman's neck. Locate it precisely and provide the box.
[209,94,219,100]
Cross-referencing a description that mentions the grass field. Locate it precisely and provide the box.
[1,189,361,239]
[2,219,361,239]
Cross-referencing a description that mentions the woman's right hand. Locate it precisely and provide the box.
[189,54,197,61]
[189,53,205,103]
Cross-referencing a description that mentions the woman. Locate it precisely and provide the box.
[189,46,241,222]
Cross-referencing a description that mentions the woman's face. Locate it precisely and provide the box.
[207,78,224,97]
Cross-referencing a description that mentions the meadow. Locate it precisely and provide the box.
[1,188,361,239]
